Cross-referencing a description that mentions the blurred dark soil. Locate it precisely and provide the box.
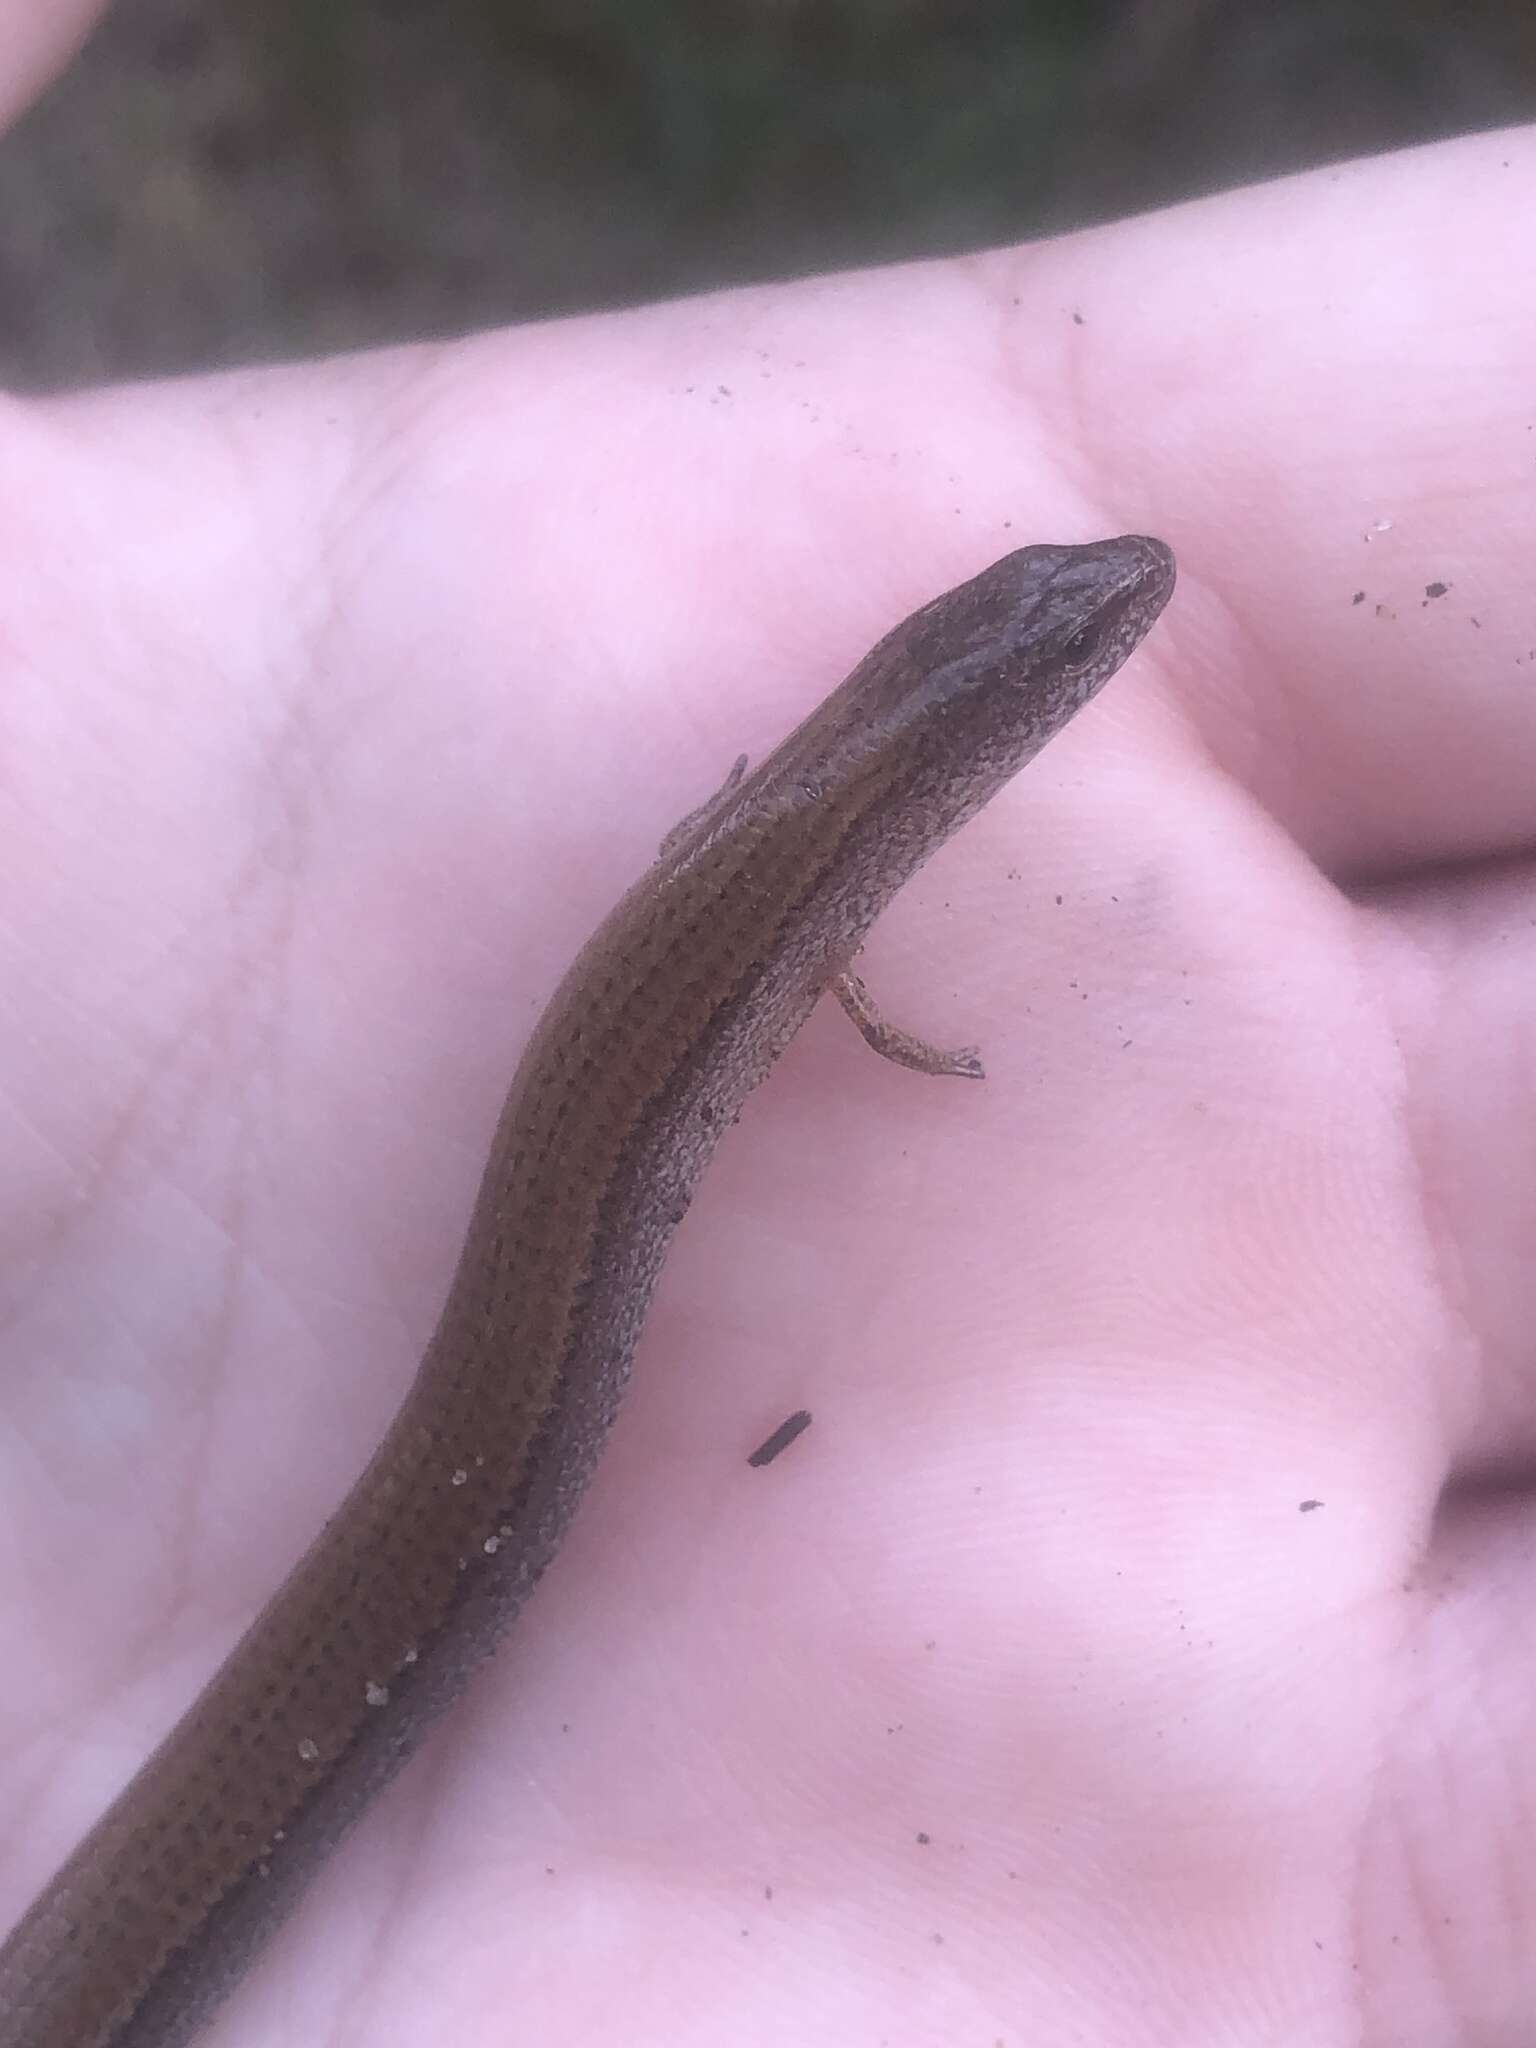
[0,0,1531,388]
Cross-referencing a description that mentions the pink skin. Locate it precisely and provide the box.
[2,11,1535,2045]
[0,0,98,127]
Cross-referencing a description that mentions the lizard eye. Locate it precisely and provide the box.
[1061,620,1108,666]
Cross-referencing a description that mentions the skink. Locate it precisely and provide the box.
[0,533,1175,2046]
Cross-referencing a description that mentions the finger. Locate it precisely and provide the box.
[1362,852,1536,1469]
[1366,1485,1536,2036]
[1067,125,1536,882]
[0,0,106,132]
[444,128,1533,898]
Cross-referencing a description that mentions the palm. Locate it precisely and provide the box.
[1,18,1533,2042]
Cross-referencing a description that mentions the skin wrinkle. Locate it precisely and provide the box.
[990,265,1123,544]
[1384,1060,1483,1465]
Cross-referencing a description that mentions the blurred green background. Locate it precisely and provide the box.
[1,0,1532,389]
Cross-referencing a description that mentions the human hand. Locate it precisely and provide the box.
[1,10,1533,2042]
